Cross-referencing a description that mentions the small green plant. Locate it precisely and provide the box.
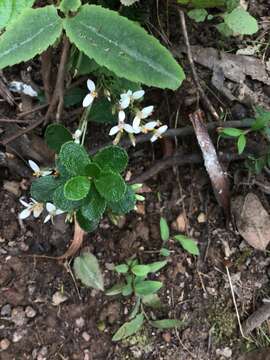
[106,258,184,341]
[178,0,258,36]
[159,217,200,256]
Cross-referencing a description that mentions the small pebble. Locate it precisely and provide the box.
[75,317,85,328]
[197,212,207,223]
[0,338,10,350]
[52,291,68,306]
[25,306,37,318]
[11,307,27,326]
[13,330,25,343]
[1,304,11,317]
[162,332,171,343]
[82,331,90,341]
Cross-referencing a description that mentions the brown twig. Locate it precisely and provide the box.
[242,302,270,336]
[17,104,48,118]
[0,118,32,123]
[45,36,70,123]
[178,9,220,122]
[41,47,53,103]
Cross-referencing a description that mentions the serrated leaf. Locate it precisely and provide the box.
[76,210,99,232]
[94,145,128,173]
[8,0,35,26]
[80,186,106,221]
[142,294,162,309]
[106,283,125,296]
[64,176,91,201]
[30,175,61,202]
[148,260,167,273]
[224,8,258,35]
[0,6,62,70]
[115,264,129,273]
[95,171,126,202]
[187,9,208,22]
[237,134,246,154]
[112,313,144,342]
[85,163,101,178]
[53,185,82,212]
[220,127,244,137]
[174,235,200,255]
[131,265,150,276]
[59,0,81,14]
[59,141,91,176]
[45,124,73,153]
[0,0,12,29]
[73,252,104,290]
[150,319,185,329]
[134,280,162,296]
[108,185,136,215]
[63,4,184,90]
[160,217,170,242]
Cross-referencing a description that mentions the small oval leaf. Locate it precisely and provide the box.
[64,176,91,201]
[73,252,104,290]
[112,313,144,342]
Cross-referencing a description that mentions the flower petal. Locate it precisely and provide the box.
[141,106,154,119]
[82,94,94,107]
[150,134,158,143]
[157,125,168,135]
[19,208,31,219]
[33,205,43,218]
[55,209,64,215]
[87,79,95,92]
[118,110,126,123]
[133,117,141,129]
[28,160,40,172]
[119,96,130,109]
[144,121,158,130]
[124,124,135,134]
[20,198,30,207]
[46,203,56,212]
[44,214,51,223]
[132,90,145,100]
[109,125,120,136]
[42,170,52,177]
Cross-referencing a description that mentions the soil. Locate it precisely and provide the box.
[0,1,270,360]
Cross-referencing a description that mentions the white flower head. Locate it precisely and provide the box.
[150,125,168,142]
[119,89,145,109]
[133,119,158,134]
[19,198,44,220]
[73,129,82,144]
[83,79,98,107]
[44,203,64,224]
[28,160,52,177]
[109,110,134,136]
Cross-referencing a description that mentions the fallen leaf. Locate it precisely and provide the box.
[172,213,186,232]
[52,291,68,306]
[231,193,270,250]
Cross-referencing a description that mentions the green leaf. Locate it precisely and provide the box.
[59,0,81,14]
[95,171,126,202]
[64,87,86,107]
[0,0,12,29]
[216,22,235,37]
[64,176,91,201]
[80,186,106,221]
[59,141,91,176]
[76,210,99,232]
[174,235,200,256]
[93,145,128,173]
[30,175,61,202]
[63,5,184,90]
[122,282,133,296]
[112,313,144,342]
[131,265,150,277]
[237,134,246,154]
[89,98,117,124]
[150,319,185,329]
[85,163,101,178]
[45,124,73,153]
[108,185,136,215]
[135,280,162,296]
[115,264,129,273]
[252,109,270,130]
[148,260,167,273]
[187,9,208,22]
[0,6,62,70]
[73,252,104,290]
[160,247,170,257]
[177,0,226,7]
[220,127,244,137]
[224,8,258,35]
[8,0,35,27]
[106,283,125,296]
[160,217,170,242]
[142,294,162,309]
[53,185,82,212]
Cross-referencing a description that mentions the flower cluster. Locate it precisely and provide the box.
[109,89,168,145]
[19,161,64,224]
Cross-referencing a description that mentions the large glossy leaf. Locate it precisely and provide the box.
[0,6,62,70]
[63,5,184,90]
[73,252,104,290]
[8,0,36,26]
[0,0,12,29]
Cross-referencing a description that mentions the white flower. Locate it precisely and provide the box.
[28,160,52,177]
[119,89,145,109]
[82,79,97,107]
[150,125,168,142]
[133,118,158,134]
[44,203,64,224]
[109,110,134,136]
[73,129,82,144]
[19,198,44,220]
